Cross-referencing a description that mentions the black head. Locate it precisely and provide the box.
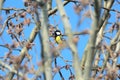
[53,30,61,37]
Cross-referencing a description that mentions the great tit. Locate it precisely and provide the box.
[53,30,63,44]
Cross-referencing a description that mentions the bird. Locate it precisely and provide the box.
[53,30,63,44]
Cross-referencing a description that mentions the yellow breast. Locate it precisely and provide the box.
[55,36,62,44]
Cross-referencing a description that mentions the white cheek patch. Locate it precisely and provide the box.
[56,32,61,35]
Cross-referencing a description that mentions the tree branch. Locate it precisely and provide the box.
[83,0,101,80]
[56,0,82,80]
[37,0,52,80]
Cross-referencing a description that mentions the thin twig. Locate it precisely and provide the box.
[48,0,70,16]
[0,11,25,36]
[0,60,23,77]
[0,44,21,51]
[2,8,26,11]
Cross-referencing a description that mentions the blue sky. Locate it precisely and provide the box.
[1,0,88,79]
[1,0,120,80]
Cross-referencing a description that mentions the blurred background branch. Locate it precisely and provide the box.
[56,0,82,80]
